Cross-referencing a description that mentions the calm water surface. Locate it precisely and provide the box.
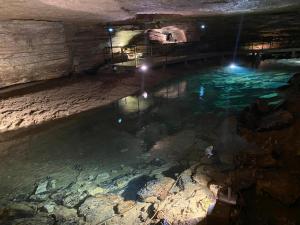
[0,59,299,201]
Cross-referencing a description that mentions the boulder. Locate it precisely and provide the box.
[62,192,88,208]
[78,194,121,225]
[177,169,193,190]
[115,200,135,214]
[40,201,56,214]
[52,205,79,225]
[137,177,175,203]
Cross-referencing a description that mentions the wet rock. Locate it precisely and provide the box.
[30,194,50,202]
[95,172,110,184]
[137,177,175,203]
[257,110,293,131]
[114,200,135,214]
[62,192,88,208]
[52,206,79,225]
[194,165,227,185]
[157,183,215,225]
[40,201,56,214]
[256,171,300,205]
[35,181,49,195]
[86,186,106,196]
[177,169,193,190]
[78,194,121,225]
[150,158,166,167]
[11,213,54,225]
[193,172,212,187]
[50,189,68,204]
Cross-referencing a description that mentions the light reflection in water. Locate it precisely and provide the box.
[155,81,187,99]
[118,95,153,114]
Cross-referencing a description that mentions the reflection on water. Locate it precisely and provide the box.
[154,81,187,99]
[118,95,153,114]
[0,61,299,202]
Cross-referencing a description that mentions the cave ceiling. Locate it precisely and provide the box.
[1,0,300,23]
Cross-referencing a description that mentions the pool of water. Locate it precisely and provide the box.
[0,60,299,202]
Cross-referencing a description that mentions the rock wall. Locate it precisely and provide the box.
[0,20,71,88]
[65,24,109,72]
[0,21,109,88]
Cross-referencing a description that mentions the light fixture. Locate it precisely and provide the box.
[142,92,148,99]
[201,24,206,29]
[117,118,123,124]
[108,27,114,33]
[140,64,148,72]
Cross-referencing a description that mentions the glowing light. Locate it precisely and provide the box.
[201,24,206,29]
[199,86,205,98]
[117,118,123,124]
[229,63,237,69]
[142,92,148,99]
[108,27,114,33]
[140,65,148,72]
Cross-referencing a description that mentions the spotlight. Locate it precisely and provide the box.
[140,64,148,72]
[142,92,148,99]
[108,27,114,33]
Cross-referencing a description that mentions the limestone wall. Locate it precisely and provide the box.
[0,20,71,88]
[65,24,109,72]
[0,21,109,88]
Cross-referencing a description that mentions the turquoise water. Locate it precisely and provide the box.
[0,61,298,201]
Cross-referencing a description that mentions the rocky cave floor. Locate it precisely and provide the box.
[1,69,300,225]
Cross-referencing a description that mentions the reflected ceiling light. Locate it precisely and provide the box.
[140,64,148,72]
[142,92,148,99]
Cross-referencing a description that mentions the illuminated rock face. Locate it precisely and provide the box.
[0,21,70,88]
[0,0,299,22]
[0,21,108,87]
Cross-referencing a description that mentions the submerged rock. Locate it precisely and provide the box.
[11,213,54,225]
[0,202,37,220]
[62,192,87,208]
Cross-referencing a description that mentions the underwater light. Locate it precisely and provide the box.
[140,64,148,72]
[142,92,148,99]
[229,63,237,69]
